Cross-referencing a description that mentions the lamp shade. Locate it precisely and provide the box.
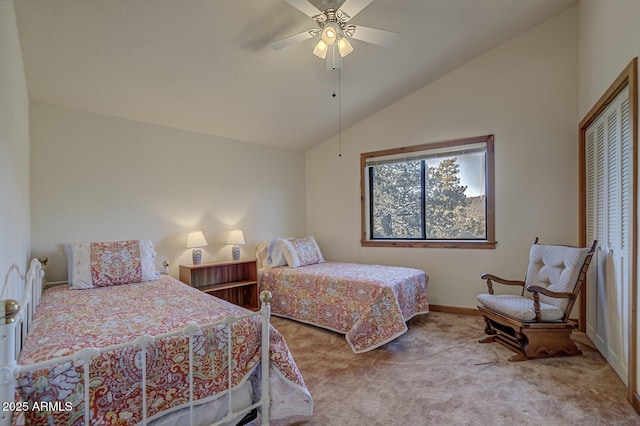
[186,231,208,248]
[226,229,245,245]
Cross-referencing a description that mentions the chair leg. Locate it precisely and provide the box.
[479,317,496,343]
[479,316,496,343]
[483,316,495,335]
[507,352,530,362]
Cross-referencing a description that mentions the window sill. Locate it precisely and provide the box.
[361,240,497,249]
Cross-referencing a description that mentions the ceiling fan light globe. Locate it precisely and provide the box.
[321,25,337,45]
[337,37,354,57]
[313,40,328,59]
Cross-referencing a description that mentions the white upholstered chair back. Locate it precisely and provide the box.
[524,244,589,313]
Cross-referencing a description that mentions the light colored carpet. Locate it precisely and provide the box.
[268,312,640,426]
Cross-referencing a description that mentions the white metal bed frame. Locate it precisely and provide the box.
[0,258,272,426]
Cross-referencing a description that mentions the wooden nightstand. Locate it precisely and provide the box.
[179,259,259,311]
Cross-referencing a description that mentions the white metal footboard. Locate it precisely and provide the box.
[0,259,272,426]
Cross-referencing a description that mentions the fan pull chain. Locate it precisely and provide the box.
[339,66,342,157]
[332,66,342,158]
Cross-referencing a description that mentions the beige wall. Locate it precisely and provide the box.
[578,0,640,116]
[306,8,579,309]
[30,102,306,281]
[578,0,640,405]
[0,1,31,301]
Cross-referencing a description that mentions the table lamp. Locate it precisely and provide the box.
[186,230,208,265]
[227,229,245,261]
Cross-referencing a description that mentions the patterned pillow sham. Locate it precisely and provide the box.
[281,236,325,268]
[65,239,160,289]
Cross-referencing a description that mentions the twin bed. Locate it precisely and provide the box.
[257,237,430,353]
[2,236,429,425]
[1,241,312,426]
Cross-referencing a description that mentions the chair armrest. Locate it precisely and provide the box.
[526,285,575,300]
[527,285,576,322]
[480,273,525,295]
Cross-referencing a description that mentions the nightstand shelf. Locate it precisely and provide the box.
[179,259,258,311]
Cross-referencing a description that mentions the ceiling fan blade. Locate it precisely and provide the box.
[339,0,375,19]
[269,30,315,51]
[283,0,321,17]
[350,25,398,47]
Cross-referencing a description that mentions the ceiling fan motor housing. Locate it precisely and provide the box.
[314,9,352,41]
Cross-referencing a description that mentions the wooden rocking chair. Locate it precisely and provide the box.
[477,238,597,361]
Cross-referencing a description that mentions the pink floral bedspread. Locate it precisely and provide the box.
[16,276,312,425]
[259,262,429,353]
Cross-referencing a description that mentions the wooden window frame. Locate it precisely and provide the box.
[360,135,496,249]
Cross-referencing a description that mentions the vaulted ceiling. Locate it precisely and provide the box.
[14,0,577,150]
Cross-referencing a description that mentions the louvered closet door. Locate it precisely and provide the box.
[585,87,631,385]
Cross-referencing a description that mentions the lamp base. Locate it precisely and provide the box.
[192,248,202,265]
[232,245,241,261]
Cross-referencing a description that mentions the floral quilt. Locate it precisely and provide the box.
[259,262,429,353]
[16,276,312,425]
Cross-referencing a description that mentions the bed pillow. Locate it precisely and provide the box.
[255,241,269,268]
[267,238,288,267]
[64,242,75,286]
[281,236,325,268]
[65,239,160,289]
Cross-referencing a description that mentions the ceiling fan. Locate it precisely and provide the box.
[269,0,398,69]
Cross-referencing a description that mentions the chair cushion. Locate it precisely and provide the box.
[524,244,589,312]
[477,294,565,322]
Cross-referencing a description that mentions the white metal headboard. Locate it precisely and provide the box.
[0,257,45,426]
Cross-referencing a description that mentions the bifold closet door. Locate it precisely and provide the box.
[584,87,631,386]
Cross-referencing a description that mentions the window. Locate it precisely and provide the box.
[360,135,495,249]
